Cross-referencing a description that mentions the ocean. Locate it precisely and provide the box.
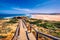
[0,14,30,19]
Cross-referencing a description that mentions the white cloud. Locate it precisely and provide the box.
[13,8,32,12]
[0,7,60,14]
[13,8,60,13]
[34,0,56,9]
[0,10,26,14]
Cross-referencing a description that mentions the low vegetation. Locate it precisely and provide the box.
[25,18,60,38]
[0,17,18,40]
[6,17,18,23]
[0,36,7,39]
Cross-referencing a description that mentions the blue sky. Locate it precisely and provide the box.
[0,0,60,14]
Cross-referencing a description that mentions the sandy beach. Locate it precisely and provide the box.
[31,15,60,21]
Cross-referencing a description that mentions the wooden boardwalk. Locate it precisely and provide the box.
[12,19,60,40]
[15,19,36,40]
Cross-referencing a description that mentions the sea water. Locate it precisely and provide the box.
[0,14,30,19]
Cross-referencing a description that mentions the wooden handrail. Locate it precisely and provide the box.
[22,19,30,40]
[31,24,60,40]
[23,19,60,40]
[22,19,36,40]
[11,25,20,40]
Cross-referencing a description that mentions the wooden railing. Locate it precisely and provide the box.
[11,25,20,40]
[11,19,60,40]
[23,19,60,40]
[22,19,31,40]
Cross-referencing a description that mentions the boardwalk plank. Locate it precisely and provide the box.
[28,33,36,40]
[19,19,27,40]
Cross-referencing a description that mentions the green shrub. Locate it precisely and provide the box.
[53,22,60,28]
[0,36,7,38]
[29,20,42,24]
[36,22,57,30]
[43,22,57,30]
[7,17,18,23]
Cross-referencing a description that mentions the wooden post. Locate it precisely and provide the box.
[36,32,38,40]
[30,24,32,33]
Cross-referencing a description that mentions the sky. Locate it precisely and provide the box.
[0,0,60,14]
